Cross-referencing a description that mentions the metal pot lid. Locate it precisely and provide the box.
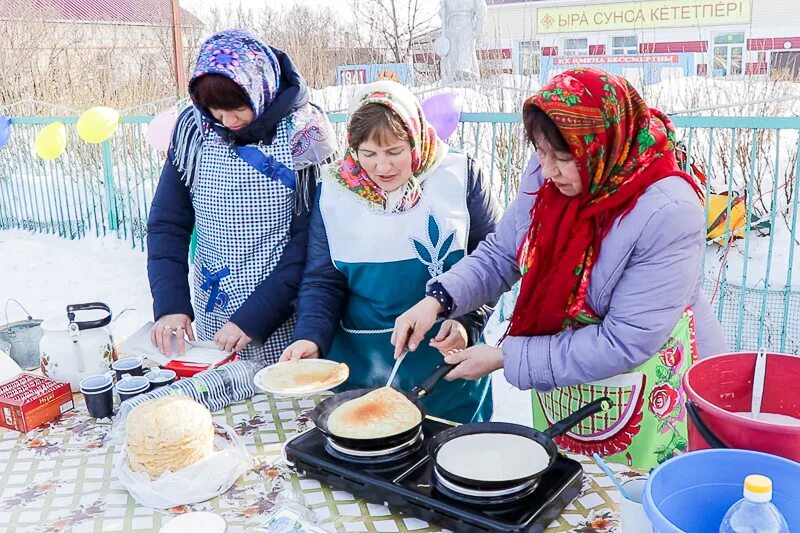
[436,432,551,483]
[1,319,43,332]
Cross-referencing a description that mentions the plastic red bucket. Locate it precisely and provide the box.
[683,352,800,461]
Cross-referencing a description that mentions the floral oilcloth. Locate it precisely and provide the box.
[0,393,635,533]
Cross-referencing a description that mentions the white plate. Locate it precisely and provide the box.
[254,359,349,396]
[160,512,225,533]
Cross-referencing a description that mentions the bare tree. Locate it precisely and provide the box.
[353,0,437,64]
[201,4,381,88]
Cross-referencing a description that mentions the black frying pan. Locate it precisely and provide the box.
[310,362,456,451]
[428,397,611,491]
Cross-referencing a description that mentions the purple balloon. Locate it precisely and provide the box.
[421,92,460,140]
[0,116,11,149]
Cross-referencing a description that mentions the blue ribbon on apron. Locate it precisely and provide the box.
[200,266,230,312]
[232,145,296,190]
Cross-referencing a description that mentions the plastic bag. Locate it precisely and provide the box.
[254,506,333,533]
[115,423,252,509]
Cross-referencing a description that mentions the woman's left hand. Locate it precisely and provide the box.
[214,321,252,353]
[443,345,504,381]
[430,319,468,355]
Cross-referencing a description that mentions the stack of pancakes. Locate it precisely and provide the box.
[328,387,421,439]
[125,396,214,479]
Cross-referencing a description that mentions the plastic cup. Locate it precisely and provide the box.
[79,374,114,418]
[146,368,177,390]
[111,356,144,380]
[115,374,150,403]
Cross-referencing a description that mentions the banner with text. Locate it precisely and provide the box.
[553,55,680,65]
[536,0,752,34]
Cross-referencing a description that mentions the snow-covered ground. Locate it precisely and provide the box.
[0,230,532,425]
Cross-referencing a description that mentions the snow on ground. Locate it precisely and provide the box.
[0,230,532,426]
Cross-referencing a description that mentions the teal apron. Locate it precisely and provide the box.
[319,151,492,424]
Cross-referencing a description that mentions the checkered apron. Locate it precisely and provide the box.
[190,120,297,365]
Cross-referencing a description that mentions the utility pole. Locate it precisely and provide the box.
[171,0,187,97]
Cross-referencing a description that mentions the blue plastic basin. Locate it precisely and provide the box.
[644,449,800,533]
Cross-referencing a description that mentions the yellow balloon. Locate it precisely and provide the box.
[76,106,119,144]
[35,122,67,160]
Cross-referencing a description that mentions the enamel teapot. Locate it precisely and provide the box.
[39,303,117,391]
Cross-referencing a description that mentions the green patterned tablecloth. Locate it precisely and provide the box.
[0,392,637,533]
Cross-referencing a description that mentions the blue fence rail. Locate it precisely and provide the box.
[1,113,799,354]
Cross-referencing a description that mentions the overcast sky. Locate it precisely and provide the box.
[180,0,353,21]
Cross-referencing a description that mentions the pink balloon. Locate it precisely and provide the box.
[421,92,461,140]
[146,108,178,151]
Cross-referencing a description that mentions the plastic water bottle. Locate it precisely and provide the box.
[719,474,790,533]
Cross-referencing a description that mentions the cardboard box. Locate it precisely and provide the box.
[0,373,74,432]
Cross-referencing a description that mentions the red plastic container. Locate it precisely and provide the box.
[683,352,800,462]
[162,353,238,378]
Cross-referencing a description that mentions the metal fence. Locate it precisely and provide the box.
[1,113,799,354]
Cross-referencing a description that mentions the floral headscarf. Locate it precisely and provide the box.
[508,68,702,337]
[191,29,280,117]
[333,80,446,213]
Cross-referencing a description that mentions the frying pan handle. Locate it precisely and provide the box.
[411,362,457,399]
[685,400,728,449]
[543,397,612,438]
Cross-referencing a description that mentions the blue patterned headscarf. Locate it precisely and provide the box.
[190,29,280,118]
[172,29,338,207]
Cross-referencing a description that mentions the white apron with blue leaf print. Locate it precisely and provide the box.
[319,150,494,423]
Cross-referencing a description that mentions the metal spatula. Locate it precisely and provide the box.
[751,349,767,420]
[386,350,408,388]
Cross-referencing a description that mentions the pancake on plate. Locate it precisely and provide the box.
[327,386,421,439]
[259,360,349,393]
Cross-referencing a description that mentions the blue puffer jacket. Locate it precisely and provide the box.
[147,31,337,344]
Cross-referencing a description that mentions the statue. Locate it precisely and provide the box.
[434,0,487,84]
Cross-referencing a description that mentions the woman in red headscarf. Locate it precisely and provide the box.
[393,68,727,469]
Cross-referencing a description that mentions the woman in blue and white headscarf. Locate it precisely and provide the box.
[146,29,338,365]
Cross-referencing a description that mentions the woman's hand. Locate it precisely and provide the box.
[151,314,194,356]
[279,340,321,362]
[214,321,252,353]
[443,345,504,381]
[391,296,443,358]
[430,319,468,355]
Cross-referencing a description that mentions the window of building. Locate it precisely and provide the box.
[712,32,745,77]
[518,40,541,75]
[563,38,589,57]
[612,36,638,55]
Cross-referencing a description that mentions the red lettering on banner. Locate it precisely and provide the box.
[552,54,680,65]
